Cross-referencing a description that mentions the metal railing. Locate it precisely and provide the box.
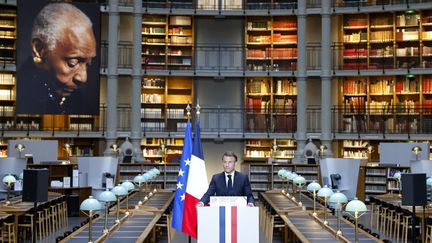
[3,105,432,136]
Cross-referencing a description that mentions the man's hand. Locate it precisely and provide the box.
[247,202,254,207]
[197,201,205,207]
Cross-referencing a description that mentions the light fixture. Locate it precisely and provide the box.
[98,189,116,234]
[426,177,432,207]
[366,144,374,160]
[317,185,334,225]
[393,172,402,197]
[64,143,72,159]
[80,196,102,243]
[2,174,16,204]
[345,198,367,243]
[142,173,151,201]
[329,191,348,236]
[133,174,145,206]
[307,181,321,216]
[319,144,327,159]
[159,141,166,163]
[110,144,119,157]
[14,143,25,158]
[271,139,279,157]
[111,184,128,223]
[287,172,297,192]
[293,175,306,206]
[412,146,422,160]
[277,169,289,193]
[121,180,135,215]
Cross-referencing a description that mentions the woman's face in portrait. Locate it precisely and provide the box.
[45,26,96,97]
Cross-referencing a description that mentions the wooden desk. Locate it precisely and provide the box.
[0,193,63,241]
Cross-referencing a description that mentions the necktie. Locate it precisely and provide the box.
[227,174,233,191]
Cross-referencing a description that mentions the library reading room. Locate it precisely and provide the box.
[0,0,432,242]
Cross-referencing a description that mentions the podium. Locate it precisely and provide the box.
[197,206,259,243]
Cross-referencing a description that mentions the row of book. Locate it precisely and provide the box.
[141,108,163,119]
[141,93,164,103]
[69,123,92,131]
[169,27,192,35]
[395,79,419,93]
[343,79,367,94]
[142,77,165,88]
[274,79,297,95]
[142,27,165,34]
[370,30,393,41]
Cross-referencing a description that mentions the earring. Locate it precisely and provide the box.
[33,56,42,64]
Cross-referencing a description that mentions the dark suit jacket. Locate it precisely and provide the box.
[200,171,255,205]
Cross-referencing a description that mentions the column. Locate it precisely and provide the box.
[321,0,333,157]
[131,0,144,162]
[104,0,119,156]
[293,0,307,163]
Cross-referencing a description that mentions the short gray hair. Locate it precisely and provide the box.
[31,3,93,51]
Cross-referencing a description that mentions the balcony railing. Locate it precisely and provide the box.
[2,105,432,136]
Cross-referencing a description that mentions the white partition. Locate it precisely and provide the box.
[198,206,258,243]
[7,140,58,163]
[380,142,429,166]
[320,158,360,199]
[410,160,432,177]
[0,157,27,191]
[77,157,118,194]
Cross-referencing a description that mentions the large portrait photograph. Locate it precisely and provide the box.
[16,0,101,115]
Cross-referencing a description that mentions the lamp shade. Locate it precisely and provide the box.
[293,176,306,186]
[307,181,321,192]
[142,173,151,182]
[2,174,16,185]
[15,143,25,151]
[121,180,135,191]
[147,170,157,179]
[99,189,117,202]
[287,172,297,181]
[393,172,401,180]
[152,168,160,175]
[80,196,102,211]
[278,169,287,178]
[412,146,422,154]
[18,172,24,180]
[427,177,432,186]
[317,185,334,198]
[133,174,144,184]
[329,191,348,204]
[111,184,128,196]
[345,198,367,213]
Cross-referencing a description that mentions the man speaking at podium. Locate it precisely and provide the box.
[199,151,255,206]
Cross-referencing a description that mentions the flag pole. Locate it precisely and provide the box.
[190,102,200,243]
[186,103,192,243]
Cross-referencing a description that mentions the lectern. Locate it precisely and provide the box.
[197,205,258,243]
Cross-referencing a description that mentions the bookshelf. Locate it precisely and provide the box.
[247,163,320,199]
[245,78,297,133]
[245,16,297,72]
[422,10,432,68]
[342,13,368,70]
[141,137,183,163]
[117,162,180,190]
[141,76,193,132]
[358,165,410,201]
[339,75,432,134]
[142,15,193,70]
[340,140,368,159]
[244,139,296,163]
[341,11,432,70]
[0,5,16,63]
[0,71,15,129]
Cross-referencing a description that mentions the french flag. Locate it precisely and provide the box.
[172,119,208,239]
[198,206,259,243]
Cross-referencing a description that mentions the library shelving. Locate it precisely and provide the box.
[141,76,193,132]
[247,163,320,199]
[358,165,410,202]
[340,11,432,70]
[245,78,296,133]
[142,15,193,70]
[117,162,180,190]
[342,13,368,70]
[340,140,369,159]
[245,16,297,72]
[339,75,432,134]
[0,5,16,63]
[0,72,15,129]
[141,137,183,163]
[244,139,296,162]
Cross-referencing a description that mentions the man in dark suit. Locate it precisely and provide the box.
[199,151,255,206]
